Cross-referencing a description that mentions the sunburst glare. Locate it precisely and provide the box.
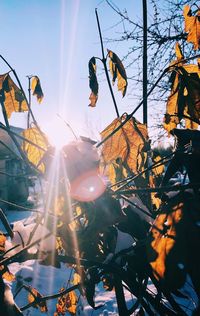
[43,116,75,150]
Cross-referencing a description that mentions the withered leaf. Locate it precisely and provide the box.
[175,42,184,60]
[147,201,185,288]
[22,126,49,173]
[72,272,81,285]
[28,287,48,312]
[0,73,28,118]
[100,116,148,179]
[88,57,98,107]
[107,49,127,97]
[183,5,200,50]
[0,233,15,282]
[163,45,200,133]
[55,289,77,315]
[31,76,44,103]
[0,232,6,253]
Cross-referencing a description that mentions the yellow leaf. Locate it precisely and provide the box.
[175,42,184,60]
[31,76,44,103]
[55,289,77,316]
[0,232,6,252]
[22,127,49,172]
[152,155,165,177]
[107,49,127,97]
[72,272,81,285]
[183,5,200,50]
[2,271,15,282]
[28,287,48,312]
[101,116,148,176]
[75,206,82,216]
[66,291,77,315]
[56,237,65,255]
[0,73,28,118]
[163,46,200,133]
[0,265,15,282]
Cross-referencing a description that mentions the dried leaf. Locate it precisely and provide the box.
[0,233,15,282]
[56,237,65,255]
[55,289,77,316]
[0,265,15,282]
[152,155,165,177]
[105,160,128,185]
[89,92,98,107]
[175,42,184,60]
[28,287,48,312]
[101,116,148,177]
[107,49,127,97]
[183,5,200,50]
[149,174,161,210]
[88,57,98,107]
[0,73,28,118]
[147,200,186,289]
[31,76,44,103]
[2,271,15,282]
[22,127,49,172]
[164,49,200,133]
[0,232,6,253]
[72,272,81,285]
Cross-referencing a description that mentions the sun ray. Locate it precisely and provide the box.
[60,152,82,276]
[59,0,80,118]
[32,151,59,292]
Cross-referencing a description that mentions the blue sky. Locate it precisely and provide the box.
[0,0,144,144]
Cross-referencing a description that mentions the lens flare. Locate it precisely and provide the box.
[70,169,106,202]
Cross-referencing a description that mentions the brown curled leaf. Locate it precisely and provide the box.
[107,49,127,97]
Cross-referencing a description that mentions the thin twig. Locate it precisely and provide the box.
[116,183,200,195]
[20,284,80,311]
[0,197,42,213]
[0,232,52,268]
[0,208,13,238]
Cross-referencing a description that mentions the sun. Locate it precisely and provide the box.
[43,116,76,150]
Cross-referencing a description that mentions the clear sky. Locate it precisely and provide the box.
[0,0,144,145]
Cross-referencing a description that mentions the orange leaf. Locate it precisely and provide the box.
[28,287,48,312]
[22,126,49,172]
[175,42,184,60]
[0,73,28,118]
[163,44,200,133]
[0,232,6,253]
[2,271,15,282]
[101,116,148,179]
[31,76,44,103]
[55,289,77,316]
[72,272,81,285]
[183,5,200,50]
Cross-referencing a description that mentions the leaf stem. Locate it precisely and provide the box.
[95,8,120,118]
